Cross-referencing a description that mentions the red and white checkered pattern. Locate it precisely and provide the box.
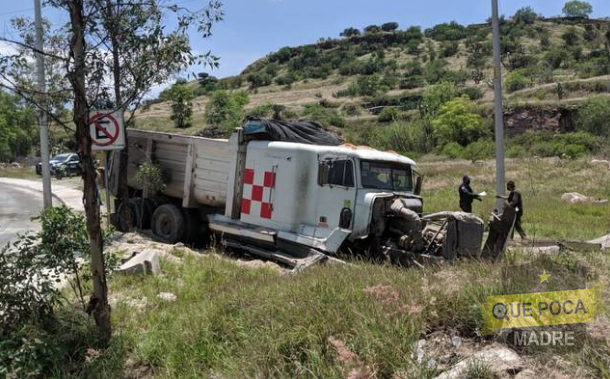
[241,168,276,219]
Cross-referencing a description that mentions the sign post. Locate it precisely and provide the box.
[89,109,126,226]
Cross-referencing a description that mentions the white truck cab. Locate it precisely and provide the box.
[215,137,424,257]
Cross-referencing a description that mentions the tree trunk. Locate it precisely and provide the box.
[68,0,111,343]
[104,0,130,225]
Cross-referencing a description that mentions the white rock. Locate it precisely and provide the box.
[515,369,537,379]
[434,344,523,379]
[451,337,462,350]
[157,292,177,302]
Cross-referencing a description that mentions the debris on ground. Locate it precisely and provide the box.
[561,192,608,204]
[117,249,160,276]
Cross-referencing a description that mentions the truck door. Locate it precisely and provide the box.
[316,158,357,232]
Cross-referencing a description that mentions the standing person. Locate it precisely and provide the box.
[458,175,482,213]
[497,181,527,240]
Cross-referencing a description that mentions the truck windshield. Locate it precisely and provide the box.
[360,161,413,192]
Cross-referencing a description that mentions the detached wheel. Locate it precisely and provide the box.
[151,204,185,244]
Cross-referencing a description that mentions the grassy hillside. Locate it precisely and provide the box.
[135,10,610,160]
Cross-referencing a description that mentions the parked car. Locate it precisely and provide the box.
[36,153,81,177]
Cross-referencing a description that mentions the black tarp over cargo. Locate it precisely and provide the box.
[243,119,342,146]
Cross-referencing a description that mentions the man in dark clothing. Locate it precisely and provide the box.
[459,175,482,213]
[496,181,527,239]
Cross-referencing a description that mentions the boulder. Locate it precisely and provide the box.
[434,343,524,379]
[561,192,608,205]
[117,250,160,275]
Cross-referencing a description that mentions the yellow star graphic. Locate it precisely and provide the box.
[539,270,551,284]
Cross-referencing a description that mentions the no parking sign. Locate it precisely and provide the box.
[89,109,125,151]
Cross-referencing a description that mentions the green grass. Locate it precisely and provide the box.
[420,157,610,241]
[45,246,610,379]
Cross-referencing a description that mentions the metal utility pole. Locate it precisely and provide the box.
[491,0,505,211]
[34,0,52,209]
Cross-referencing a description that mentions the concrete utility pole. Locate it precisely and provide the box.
[491,0,505,211]
[34,0,52,209]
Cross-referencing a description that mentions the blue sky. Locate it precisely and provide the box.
[1,0,609,80]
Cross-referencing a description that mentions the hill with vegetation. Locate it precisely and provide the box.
[137,2,610,160]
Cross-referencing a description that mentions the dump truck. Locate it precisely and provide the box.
[110,119,485,268]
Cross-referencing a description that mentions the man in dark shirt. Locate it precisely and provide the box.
[497,180,527,239]
[459,175,481,213]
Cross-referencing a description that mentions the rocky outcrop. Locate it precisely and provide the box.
[504,107,577,137]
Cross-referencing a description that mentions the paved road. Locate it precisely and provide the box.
[0,181,43,248]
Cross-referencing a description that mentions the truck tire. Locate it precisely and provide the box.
[151,204,185,244]
[182,208,202,244]
[116,200,137,232]
[132,198,154,229]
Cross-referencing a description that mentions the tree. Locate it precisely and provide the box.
[340,27,361,38]
[578,96,610,136]
[364,25,381,34]
[505,69,532,93]
[165,81,195,128]
[513,6,538,25]
[562,1,593,18]
[204,90,250,132]
[0,0,222,342]
[432,96,486,146]
[381,22,399,32]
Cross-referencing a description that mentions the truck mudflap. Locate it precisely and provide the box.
[223,239,328,272]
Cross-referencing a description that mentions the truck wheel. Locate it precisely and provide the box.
[116,200,137,232]
[131,198,154,229]
[182,208,202,244]
[151,204,185,244]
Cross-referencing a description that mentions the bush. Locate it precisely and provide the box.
[509,130,600,158]
[399,76,426,90]
[302,104,347,128]
[577,97,610,137]
[378,107,401,123]
[505,69,532,93]
[247,73,273,88]
[432,96,487,146]
[163,81,195,128]
[425,21,466,41]
[381,22,399,32]
[204,90,250,132]
[441,142,465,159]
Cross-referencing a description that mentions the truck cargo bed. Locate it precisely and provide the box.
[113,129,231,208]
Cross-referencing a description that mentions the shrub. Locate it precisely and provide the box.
[441,41,459,57]
[577,97,610,137]
[422,81,459,116]
[432,96,487,146]
[425,21,466,41]
[424,59,448,84]
[302,104,347,128]
[441,142,465,159]
[378,107,401,123]
[460,87,484,101]
[399,76,426,89]
[340,27,360,38]
[247,73,273,89]
[204,90,250,132]
[381,22,399,32]
[509,130,600,158]
[504,69,532,93]
[562,27,581,47]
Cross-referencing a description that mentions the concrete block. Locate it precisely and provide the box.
[117,250,160,275]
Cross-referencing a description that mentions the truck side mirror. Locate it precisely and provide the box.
[318,162,329,186]
[414,171,423,196]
